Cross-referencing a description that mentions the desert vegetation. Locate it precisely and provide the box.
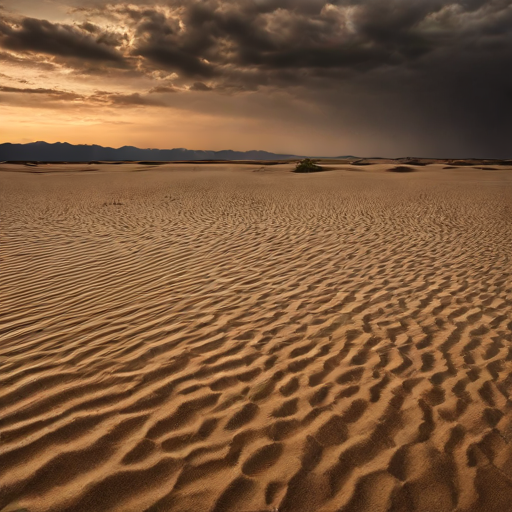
[387,165,415,172]
[293,158,323,173]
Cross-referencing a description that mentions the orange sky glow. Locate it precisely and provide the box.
[1,0,511,157]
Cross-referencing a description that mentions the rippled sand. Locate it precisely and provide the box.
[1,161,512,512]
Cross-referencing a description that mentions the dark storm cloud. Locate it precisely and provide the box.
[0,84,167,107]
[79,21,99,33]
[7,1,511,86]
[135,44,215,77]
[149,84,177,93]
[0,49,58,69]
[0,85,80,99]
[190,81,212,91]
[2,0,511,156]
[103,0,510,90]
[0,16,124,61]
[127,7,217,78]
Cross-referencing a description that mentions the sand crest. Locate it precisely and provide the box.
[1,161,512,511]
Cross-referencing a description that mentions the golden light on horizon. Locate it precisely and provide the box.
[0,0,510,157]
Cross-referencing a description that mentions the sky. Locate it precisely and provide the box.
[0,0,511,157]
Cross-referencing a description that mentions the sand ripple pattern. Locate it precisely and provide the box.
[1,164,512,512]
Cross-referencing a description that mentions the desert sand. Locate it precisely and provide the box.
[1,160,512,512]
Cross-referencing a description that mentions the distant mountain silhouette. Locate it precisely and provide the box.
[0,142,299,162]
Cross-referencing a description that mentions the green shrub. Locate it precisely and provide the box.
[294,158,323,173]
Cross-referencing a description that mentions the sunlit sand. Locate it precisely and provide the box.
[1,160,512,511]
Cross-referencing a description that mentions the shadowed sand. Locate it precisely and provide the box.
[1,161,512,512]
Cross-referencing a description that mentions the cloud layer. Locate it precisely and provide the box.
[1,0,511,156]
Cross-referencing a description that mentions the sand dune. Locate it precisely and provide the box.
[1,161,512,512]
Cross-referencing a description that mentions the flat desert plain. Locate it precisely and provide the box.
[1,161,512,512]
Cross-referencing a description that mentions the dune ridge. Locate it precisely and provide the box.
[1,162,512,511]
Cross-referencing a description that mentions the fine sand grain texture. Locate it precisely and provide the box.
[1,162,512,512]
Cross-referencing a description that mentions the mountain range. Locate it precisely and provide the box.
[0,142,300,162]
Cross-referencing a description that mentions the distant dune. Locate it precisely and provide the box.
[1,160,512,512]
